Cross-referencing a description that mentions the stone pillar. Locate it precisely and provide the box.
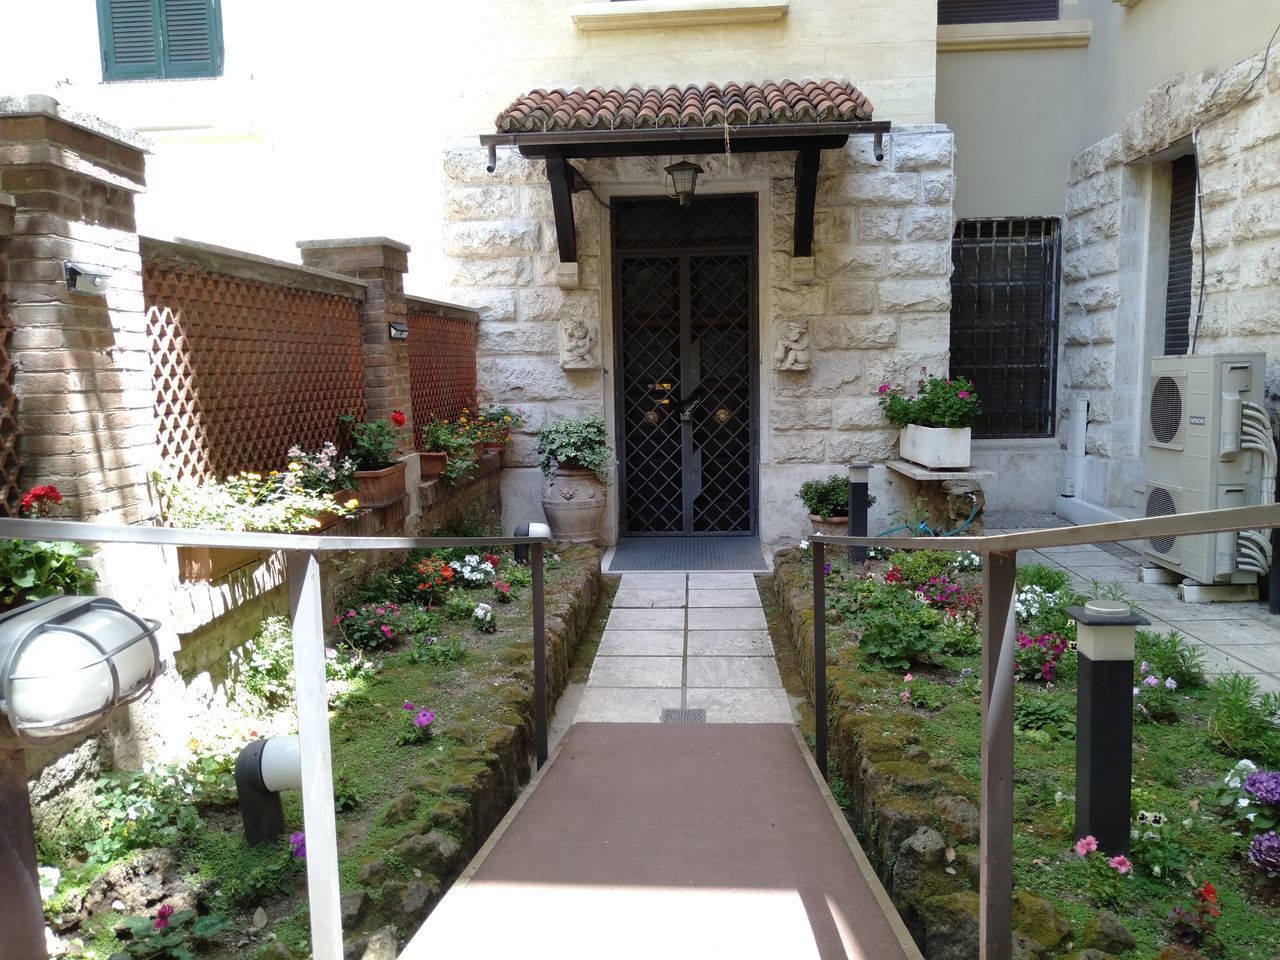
[297,237,415,437]
[0,96,155,523]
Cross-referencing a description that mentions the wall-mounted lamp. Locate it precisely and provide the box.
[388,322,410,341]
[235,735,302,846]
[0,595,161,745]
[63,262,112,297]
[665,160,704,206]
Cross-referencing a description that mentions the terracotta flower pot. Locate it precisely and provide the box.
[472,441,487,461]
[354,460,407,508]
[177,545,266,583]
[483,441,505,456]
[808,514,849,537]
[419,451,448,479]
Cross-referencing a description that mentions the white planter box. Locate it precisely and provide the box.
[899,425,972,469]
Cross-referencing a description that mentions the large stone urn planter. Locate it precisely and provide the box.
[808,514,849,537]
[542,467,606,543]
[899,425,971,470]
[354,460,407,507]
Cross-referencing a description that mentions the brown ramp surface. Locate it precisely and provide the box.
[401,722,920,960]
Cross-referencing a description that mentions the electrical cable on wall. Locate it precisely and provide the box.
[1189,19,1280,354]
[1237,400,1277,574]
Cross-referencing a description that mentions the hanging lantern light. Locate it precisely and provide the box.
[665,160,704,206]
[0,594,161,745]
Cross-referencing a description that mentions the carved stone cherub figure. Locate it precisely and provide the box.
[561,316,599,369]
[773,319,811,371]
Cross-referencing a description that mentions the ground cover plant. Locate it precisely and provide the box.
[36,534,600,960]
[776,544,1280,959]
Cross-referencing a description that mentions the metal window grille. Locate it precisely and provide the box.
[1163,154,1197,356]
[949,218,1061,439]
[938,0,1058,24]
[0,243,19,516]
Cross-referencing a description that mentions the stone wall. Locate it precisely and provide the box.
[441,126,957,546]
[1059,48,1280,510]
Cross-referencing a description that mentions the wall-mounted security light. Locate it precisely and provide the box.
[0,595,161,745]
[664,160,703,206]
[388,322,410,341]
[63,262,112,297]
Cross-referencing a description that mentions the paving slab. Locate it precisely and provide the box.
[686,572,759,590]
[1162,619,1275,646]
[589,656,684,688]
[686,656,783,688]
[597,630,686,657]
[617,573,687,591]
[612,588,688,608]
[605,607,686,631]
[573,687,681,722]
[685,687,795,722]
[686,588,762,607]
[686,630,775,657]
[687,607,767,631]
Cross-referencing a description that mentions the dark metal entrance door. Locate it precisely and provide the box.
[613,196,757,535]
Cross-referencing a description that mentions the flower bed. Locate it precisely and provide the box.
[37,541,603,959]
[772,545,1280,960]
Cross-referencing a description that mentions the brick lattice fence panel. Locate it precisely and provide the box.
[407,308,477,448]
[145,262,366,480]
[0,253,19,516]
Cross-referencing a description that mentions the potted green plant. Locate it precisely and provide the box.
[797,474,877,537]
[154,471,357,582]
[286,442,358,526]
[339,410,409,506]
[877,368,981,469]
[418,416,478,480]
[537,415,612,542]
[476,402,526,455]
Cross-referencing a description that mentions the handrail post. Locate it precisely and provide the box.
[812,539,827,780]
[286,550,342,960]
[532,541,548,768]
[980,550,1017,960]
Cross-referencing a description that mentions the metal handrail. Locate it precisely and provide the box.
[0,517,551,960]
[807,502,1280,960]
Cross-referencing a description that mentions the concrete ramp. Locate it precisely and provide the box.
[401,723,921,960]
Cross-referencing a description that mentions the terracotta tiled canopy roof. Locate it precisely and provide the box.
[494,80,874,133]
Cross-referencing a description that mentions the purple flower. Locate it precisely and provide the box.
[823,563,831,575]
[1248,830,1280,873]
[1164,676,1178,691]
[957,390,970,399]
[1245,771,1280,806]
[403,701,416,711]
[153,904,174,930]
[289,831,307,859]
[414,708,435,728]
[1140,660,1150,674]
[1142,674,1159,687]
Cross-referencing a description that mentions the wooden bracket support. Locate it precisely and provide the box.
[545,154,579,266]
[793,147,820,258]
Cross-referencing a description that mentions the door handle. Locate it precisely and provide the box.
[679,395,703,422]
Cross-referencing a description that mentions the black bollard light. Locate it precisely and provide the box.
[514,522,551,566]
[1067,600,1148,855]
[846,462,872,564]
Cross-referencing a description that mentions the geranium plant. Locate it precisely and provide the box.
[419,416,479,479]
[20,484,63,517]
[154,471,356,533]
[339,410,407,470]
[877,368,981,429]
[0,538,98,607]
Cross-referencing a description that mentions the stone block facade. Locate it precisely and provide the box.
[1059,48,1280,510]
[441,126,957,544]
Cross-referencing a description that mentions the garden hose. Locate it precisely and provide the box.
[875,493,981,540]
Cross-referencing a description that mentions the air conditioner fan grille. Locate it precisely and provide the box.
[1146,486,1178,554]
[1150,375,1182,444]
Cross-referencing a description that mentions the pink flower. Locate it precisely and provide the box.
[153,904,174,930]
[403,701,416,711]
[1107,855,1132,874]
[1074,835,1098,857]
[380,624,393,638]
[957,391,970,399]
[877,383,891,394]
[414,708,435,728]
[904,673,914,683]
[900,690,910,702]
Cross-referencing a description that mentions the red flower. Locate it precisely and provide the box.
[1198,881,1218,905]
[390,410,406,427]
[19,484,62,517]
[153,903,174,930]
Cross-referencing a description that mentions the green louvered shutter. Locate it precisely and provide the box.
[99,0,163,80]
[159,0,223,78]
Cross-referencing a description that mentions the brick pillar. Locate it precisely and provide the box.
[297,237,415,441]
[0,96,155,522]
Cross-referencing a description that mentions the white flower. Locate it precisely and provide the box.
[1225,759,1258,788]
[1153,864,1162,877]
[799,539,810,551]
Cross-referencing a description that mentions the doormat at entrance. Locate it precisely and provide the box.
[608,537,768,572]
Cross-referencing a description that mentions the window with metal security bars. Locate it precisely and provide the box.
[949,218,1061,439]
[938,0,1058,24]
[97,0,223,81]
[1163,154,1198,356]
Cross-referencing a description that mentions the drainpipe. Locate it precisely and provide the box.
[1060,397,1089,498]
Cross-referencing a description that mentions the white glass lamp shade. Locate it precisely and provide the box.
[665,160,703,206]
[0,595,160,744]
[259,735,302,792]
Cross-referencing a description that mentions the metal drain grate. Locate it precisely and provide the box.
[660,708,707,724]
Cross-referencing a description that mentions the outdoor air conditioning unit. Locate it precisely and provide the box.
[1143,353,1274,585]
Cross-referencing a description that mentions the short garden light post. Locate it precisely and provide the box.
[846,462,872,564]
[1067,599,1148,855]
[0,594,162,960]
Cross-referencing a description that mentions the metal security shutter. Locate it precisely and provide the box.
[1163,154,1197,356]
[99,0,162,80]
[99,0,222,81]
[949,218,1061,438]
[938,0,1058,24]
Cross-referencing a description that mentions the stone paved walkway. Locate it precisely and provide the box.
[572,572,796,723]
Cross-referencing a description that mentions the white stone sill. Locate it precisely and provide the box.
[937,18,1092,52]
[571,0,788,32]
